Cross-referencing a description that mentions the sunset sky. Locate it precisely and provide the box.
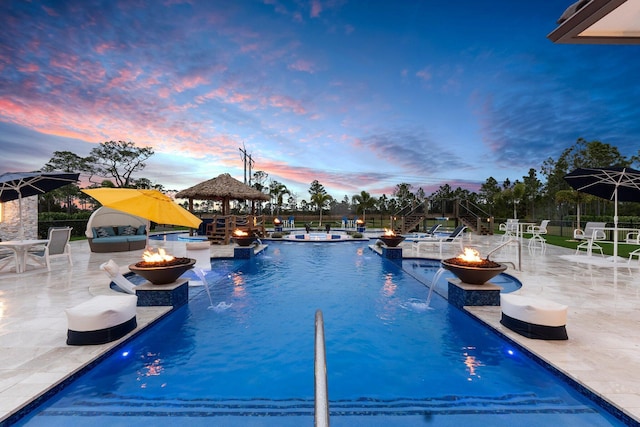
[2,0,640,202]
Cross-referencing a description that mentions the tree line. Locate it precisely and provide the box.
[37,138,640,224]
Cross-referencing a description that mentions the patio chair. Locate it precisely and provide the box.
[574,222,606,257]
[413,225,466,257]
[527,220,550,250]
[500,219,519,242]
[31,227,73,271]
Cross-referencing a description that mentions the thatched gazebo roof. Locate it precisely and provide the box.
[176,173,269,215]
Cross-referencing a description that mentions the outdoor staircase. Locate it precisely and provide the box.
[391,202,428,234]
[457,200,493,235]
[391,199,494,235]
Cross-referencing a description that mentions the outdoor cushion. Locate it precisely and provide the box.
[92,235,129,243]
[136,225,147,235]
[94,226,116,238]
[119,225,137,236]
[500,294,568,340]
[66,295,137,345]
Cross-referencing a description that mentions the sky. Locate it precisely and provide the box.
[1,0,640,203]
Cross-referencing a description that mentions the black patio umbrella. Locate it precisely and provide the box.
[0,171,80,239]
[564,167,640,259]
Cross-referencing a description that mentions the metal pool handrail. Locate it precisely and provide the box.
[315,309,330,426]
[486,238,521,271]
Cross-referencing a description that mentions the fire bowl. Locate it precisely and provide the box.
[378,235,405,247]
[129,258,196,285]
[441,259,507,285]
[232,236,257,247]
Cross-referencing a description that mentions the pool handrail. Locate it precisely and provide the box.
[314,309,330,426]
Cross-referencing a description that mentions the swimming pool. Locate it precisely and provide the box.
[14,241,624,426]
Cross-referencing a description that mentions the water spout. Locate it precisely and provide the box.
[193,267,215,309]
[426,267,446,307]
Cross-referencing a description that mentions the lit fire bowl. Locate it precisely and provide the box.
[129,258,196,285]
[441,258,507,285]
[232,236,257,247]
[378,235,405,247]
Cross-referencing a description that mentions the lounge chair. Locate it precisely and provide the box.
[31,227,73,271]
[412,225,467,257]
[424,223,441,236]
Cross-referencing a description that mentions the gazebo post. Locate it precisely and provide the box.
[188,198,194,235]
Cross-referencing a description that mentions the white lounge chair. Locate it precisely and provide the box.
[413,225,466,257]
[31,227,73,271]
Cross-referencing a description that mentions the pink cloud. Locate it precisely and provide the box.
[268,94,306,115]
[310,0,322,18]
[17,63,39,73]
[174,75,209,93]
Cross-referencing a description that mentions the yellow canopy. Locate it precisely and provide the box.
[82,188,202,229]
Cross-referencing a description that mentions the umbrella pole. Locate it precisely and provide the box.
[613,189,619,260]
[18,194,24,240]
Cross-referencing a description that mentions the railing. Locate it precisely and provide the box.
[486,238,521,271]
[457,199,493,233]
[315,309,330,426]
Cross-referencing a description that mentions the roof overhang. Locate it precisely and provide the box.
[548,0,640,44]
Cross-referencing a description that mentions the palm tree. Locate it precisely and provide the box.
[311,192,333,226]
[352,191,377,222]
[269,180,290,216]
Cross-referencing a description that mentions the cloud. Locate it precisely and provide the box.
[288,59,316,73]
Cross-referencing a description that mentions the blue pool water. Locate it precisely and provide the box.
[15,241,624,426]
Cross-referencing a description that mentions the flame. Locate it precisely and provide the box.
[273,218,281,224]
[356,219,364,225]
[457,248,483,263]
[233,229,248,236]
[383,228,396,236]
[142,248,175,263]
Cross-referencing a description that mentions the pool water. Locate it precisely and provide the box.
[15,241,624,426]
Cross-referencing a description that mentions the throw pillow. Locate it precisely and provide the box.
[121,225,137,236]
[95,227,113,238]
[136,225,147,235]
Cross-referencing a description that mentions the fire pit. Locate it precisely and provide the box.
[378,229,405,247]
[129,248,196,285]
[232,229,257,247]
[441,248,507,285]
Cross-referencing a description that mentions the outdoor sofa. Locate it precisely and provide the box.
[85,207,148,253]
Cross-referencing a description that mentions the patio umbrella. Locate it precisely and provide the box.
[175,173,269,215]
[0,171,80,239]
[82,188,202,229]
[564,167,640,260]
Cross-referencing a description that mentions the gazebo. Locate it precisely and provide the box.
[175,173,269,215]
